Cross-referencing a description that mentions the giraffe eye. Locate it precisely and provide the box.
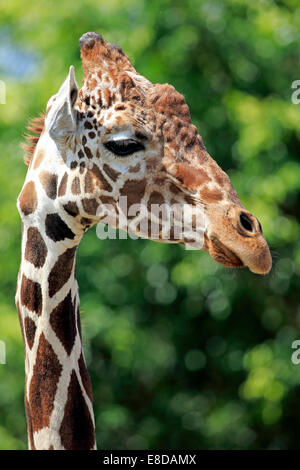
[104,139,145,156]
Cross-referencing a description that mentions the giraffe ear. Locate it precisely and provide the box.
[45,66,78,141]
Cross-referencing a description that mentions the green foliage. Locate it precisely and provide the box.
[0,0,299,450]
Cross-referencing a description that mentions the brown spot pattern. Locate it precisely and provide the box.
[147,191,165,211]
[25,227,47,268]
[128,163,141,173]
[200,186,223,203]
[63,201,79,217]
[103,163,120,182]
[82,198,99,215]
[39,171,58,199]
[19,181,38,216]
[83,146,93,159]
[20,274,42,315]
[58,173,68,197]
[84,171,94,193]
[71,177,81,195]
[45,213,75,242]
[48,247,77,297]
[120,179,146,208]
[29,333,62,432]
[78,353,93,402]
[59,370,95,450]
[174,164,211,190]
[90,164,112,192]
[115,103,125,111]
[103,87,112,107]
[24,317,37,350]
[50,292,76,355]
[33,148,45,169]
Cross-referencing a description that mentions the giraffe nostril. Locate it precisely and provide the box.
[239,212,253,233]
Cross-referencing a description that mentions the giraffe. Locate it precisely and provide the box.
[16,32,272,450]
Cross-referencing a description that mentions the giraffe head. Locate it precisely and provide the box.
[23,32,271,275]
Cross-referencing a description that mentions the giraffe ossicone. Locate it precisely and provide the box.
[16,31,272,450]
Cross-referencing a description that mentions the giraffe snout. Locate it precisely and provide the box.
[205,204,272,275]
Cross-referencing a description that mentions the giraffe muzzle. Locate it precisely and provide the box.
[204,206,272,275]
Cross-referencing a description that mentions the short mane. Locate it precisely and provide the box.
[22,114,45,166]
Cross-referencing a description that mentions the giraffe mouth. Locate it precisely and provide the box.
[204,234,244,269]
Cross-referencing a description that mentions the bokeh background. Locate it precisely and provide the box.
[0,0,300,450]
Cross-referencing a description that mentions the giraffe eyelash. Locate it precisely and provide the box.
[104,139,145,157]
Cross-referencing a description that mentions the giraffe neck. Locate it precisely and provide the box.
[16,214,96,450]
